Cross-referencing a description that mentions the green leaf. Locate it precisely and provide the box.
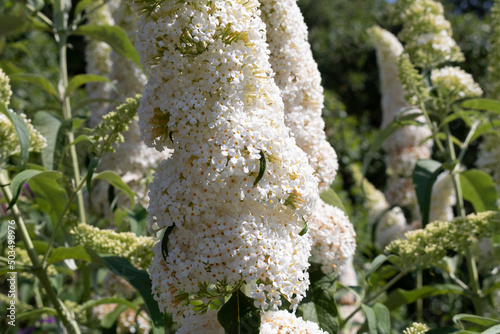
[482,325,500,334]
[297,264,339,333]
[361,304,377,334]
[28,171,69,223]
[17,307,58,321]
[385,284,465,310]
[1,105,30,171]
[217,289,261,334]
[67,134,93,147]
[253,151,266,188]
[100,255,164,332]
[427,327,473,334]
[66,74,113,96]
[47,245,93,264]
[320,188,346,212]
[86,157,100,203]
[365,254,388,279]
[413,159,443,227]
[73,97,117,111]
[34,111,62,170]
[362,118,426,185]
[372,303,390,333]
[470,119,500,142]
[74,0,94,15]
[93,171,135,207]
[0,15,28,37]
[7,169,42,210]
[453,314,500,329]
[73,25,141,66]
[460,169,498,212]
[161,225,175,262]
[461,98,500,113]
[9,73,58,98]
[299,217,308,236]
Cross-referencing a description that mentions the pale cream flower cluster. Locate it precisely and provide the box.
[133,0,319,322]
[396,0,464,67]
[92,303,151,333]
[260,0,338,192]
[431,66,483,101]
[0,69,46,164]
[261,0,354,278]
[403,322,430,334]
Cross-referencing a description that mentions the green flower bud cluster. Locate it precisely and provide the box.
[395,0,464,68]
[385,211,500,271]
[403,322,430,334]
[71,223,154,269]
[397,54,429,106]
[90,95,140,157]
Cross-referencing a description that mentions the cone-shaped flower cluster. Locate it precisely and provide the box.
[132,0,319,321]
[395,0,464,67]
[260,0,338,192]
[260,0,354,277]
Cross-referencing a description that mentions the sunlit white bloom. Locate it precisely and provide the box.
[385,177,417,209]
[133,0,319,321]
[429,171,456,222]
[93,303,151,333]
[308,200,356,275]
[260,310,328,334]
[175,309,223,334]
[431,66,483,100]
[261,0,338,192]
[375,206,412,250]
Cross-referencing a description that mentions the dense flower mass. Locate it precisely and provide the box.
[132,0,319,321]
[308,200,356,275]
[260,310,328,334]
[403,323,430,334]
[431,66,483,101]
[386,211,500,271]
[0,69,46,164]
[396,0,464,67]
[71,223,154,269]
[260,0,338,192]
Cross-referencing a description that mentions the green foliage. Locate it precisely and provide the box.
[459,169,498,212]
[413,159,444,226]
[217,289,261,334]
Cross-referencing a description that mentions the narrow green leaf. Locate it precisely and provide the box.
[320,188,346,212]
[427,327,471,334]
[365,254,388,279]
[100,256,164,331]
[253,151,266,187]
[361,304,377,334]
[373,303,390,333]
[28,171,69,223]
[73,97,117,111]
[66,74,113,96]
[74,0,94,15]
[17,307,58,321]
[385,284,465,310]
[471,119,500,142]
[34,111,62,170]
[67,134,93,147]
[86,157,100,203]
[93,171,135,207]
[9,73,58,98]
[413,159,443,227]
[47,245,93,264]
[460,169,498,212]
[0,15,28,37]
[7,169,42,210]
[461,98,500,113]
[299,218,308,236]
[453,314,500,329]
[1,105,30,171]
[73,25,141,66]
[161,225,175,262]
[482,324,500,334]
[217,289,261,334]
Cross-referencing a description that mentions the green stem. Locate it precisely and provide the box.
[416,270,423,322]
[444,124,483,314]
[0,172,81,334]
[340,271,407,329]
[57,10,86,225]
[41,176,86,268]
[419,101,446,154]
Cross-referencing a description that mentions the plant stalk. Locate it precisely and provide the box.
[0,172,81,334]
